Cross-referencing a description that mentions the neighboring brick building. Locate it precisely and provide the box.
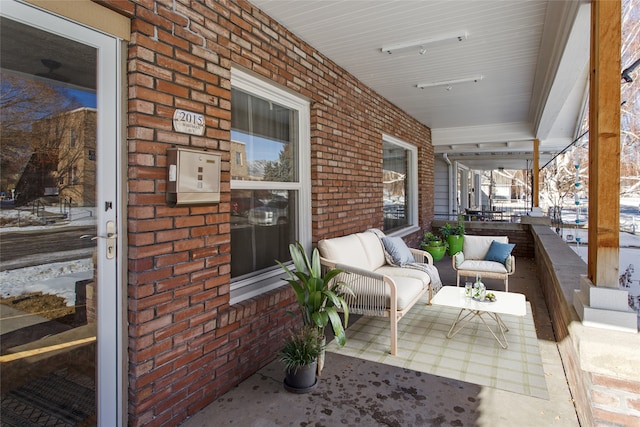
[94,0,434,425]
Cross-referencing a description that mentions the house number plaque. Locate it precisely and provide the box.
[173,109,205,136]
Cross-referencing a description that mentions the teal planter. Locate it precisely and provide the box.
[447,235,464,256]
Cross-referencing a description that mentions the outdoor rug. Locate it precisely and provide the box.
[326,296,549,399]
[1,368,95,427]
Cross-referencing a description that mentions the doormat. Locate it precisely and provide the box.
[326,298,549,399]
[1,368,95,427]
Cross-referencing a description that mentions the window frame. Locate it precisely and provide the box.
[382,133,420,236]
[229,68,311,304]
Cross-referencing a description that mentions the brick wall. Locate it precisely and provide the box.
[101,0,434,426]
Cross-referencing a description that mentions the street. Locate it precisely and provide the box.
[0,226,96,271]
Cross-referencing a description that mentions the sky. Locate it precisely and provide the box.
[62,87,96,108]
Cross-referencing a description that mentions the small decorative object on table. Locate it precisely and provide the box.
[484,292,497,302]
[464,281,473,298]
[472,274,486,301]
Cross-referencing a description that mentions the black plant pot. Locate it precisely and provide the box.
[283,361,318,393]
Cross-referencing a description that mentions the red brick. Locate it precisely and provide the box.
[593,408,640,427]
[592,374,640,394]
[156,228,189,243]
[627,396,640,412]
[592,389,620,407]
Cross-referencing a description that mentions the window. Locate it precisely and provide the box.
[230,69,310,303]
[382,134,418,234]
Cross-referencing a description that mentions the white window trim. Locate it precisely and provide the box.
[383,133,420,237]
[230,67,311,304]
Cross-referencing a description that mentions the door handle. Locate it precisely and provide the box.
[105,220,116,259]
[79,220,116,259]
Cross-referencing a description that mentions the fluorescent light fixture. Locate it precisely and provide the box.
[381,31,468,54]
[416,75,484,89]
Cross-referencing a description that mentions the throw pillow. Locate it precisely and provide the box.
[484,240,515,265]
[381,236,415,266]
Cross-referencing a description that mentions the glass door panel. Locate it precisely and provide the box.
[1,2,120,425]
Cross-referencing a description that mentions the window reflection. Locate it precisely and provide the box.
[230,87,300,281]
[383,140,409,232]
[230,190,296,279]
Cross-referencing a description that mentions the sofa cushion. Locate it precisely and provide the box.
[375,265,431,288]
[318,231,387,271]
[318,234,370,269]
[357,232,387,270]
[386,277,425,311]
[457,259,508,274]
[484,240,515,264]
[462,235,509,260]
[381,236,415,266]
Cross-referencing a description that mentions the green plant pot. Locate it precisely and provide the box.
[422,244,447,262]
[447,235,464,256]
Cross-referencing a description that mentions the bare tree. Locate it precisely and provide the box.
[541,0,639,205]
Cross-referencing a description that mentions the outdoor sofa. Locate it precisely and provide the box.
[318,229,441,355]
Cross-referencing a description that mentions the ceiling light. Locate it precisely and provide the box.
[381,31,468,54]
[416,75,484,89]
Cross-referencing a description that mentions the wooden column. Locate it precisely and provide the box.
[588,0,621,287]
[533,139,539,208]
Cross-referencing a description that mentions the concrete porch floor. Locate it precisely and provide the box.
[180,257,580,427]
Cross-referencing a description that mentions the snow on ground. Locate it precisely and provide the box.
[1,258,94,306]
[1,206,96,305]
[0,206,97,232]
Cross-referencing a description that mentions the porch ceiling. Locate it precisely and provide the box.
[250,0,592,171]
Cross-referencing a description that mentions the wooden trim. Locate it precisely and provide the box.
[25,0,130,40]
[0,337,96,363]
[588,0,621,286]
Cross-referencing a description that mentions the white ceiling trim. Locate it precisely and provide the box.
[432,122,533,147]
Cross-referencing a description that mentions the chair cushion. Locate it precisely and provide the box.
[484,240,515,265]
[381,236,415,266]
[457,260,508,274]
[462,235,509,260]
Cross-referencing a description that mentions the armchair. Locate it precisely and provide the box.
[452,235,515,292]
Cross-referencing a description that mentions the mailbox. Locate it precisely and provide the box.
[167,147,221,205]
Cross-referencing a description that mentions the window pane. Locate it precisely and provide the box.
[231,88,298,182]
[230,189,297,279]
[383,140,409,232]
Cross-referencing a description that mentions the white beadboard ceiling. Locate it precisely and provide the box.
[249,0,592,170]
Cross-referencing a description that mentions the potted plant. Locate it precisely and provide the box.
[440,218,465,256]
[279,326,324,393]
[420,231,447,262]
[277,242,352,378]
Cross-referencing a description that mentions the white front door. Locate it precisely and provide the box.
[1,1,123,425]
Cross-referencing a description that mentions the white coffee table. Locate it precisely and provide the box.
[430,286,526,348]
